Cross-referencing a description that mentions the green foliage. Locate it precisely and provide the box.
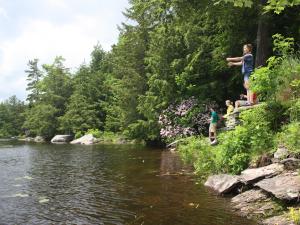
[289,207,300,225]
[75,131,84,139]
[265,0,300,14]
[272,34,294,56]
[217,0,300,13]
[58,94,101,134]
[25,59,42,105]
[277,122,300,153]
[178,136,217,178]
[289,99,300,122]
[251,35,299,102]
[0,96,25,137]
[219,106,275,173]
[85,129,102,138]
[23,104,58,138]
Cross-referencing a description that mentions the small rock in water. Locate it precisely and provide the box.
[15,176,33,180]
[13,193,29,198]
[39,197,50,203]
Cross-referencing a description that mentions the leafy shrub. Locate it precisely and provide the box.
[86,128,102,138]
[276,122,300,153]
[75,131,84,139]
[289,207,300,225]
[178,136,217,178]
[250,35,299,103]
[289,99,300,122]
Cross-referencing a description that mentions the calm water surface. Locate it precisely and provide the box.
[0,141,256,225]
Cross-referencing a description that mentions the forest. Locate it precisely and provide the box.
[0,0,299,152]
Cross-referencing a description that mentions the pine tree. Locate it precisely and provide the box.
[25,59,42,105]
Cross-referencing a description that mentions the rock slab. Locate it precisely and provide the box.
[281,158,300,170]
[262,214,295,225]
[231,189,281,219]
[204,174,241,194]
[255,172,300,201]
[51,135,73,143]
[240,163,284,185]
[70,134,98,145]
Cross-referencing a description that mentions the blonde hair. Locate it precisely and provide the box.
[244,44,253,53]
[226,100,233,105]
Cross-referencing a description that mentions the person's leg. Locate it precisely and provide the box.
[210,124,217,144]
[249,90,254,104]
[209,124,213,141]
[244,81,250,102]
[235,100,240,109]
[244,74,250,102]
[211,124,216,141]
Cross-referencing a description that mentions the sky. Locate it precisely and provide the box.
[0,0,130,102]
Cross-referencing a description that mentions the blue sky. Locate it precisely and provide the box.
[0,0,129,101]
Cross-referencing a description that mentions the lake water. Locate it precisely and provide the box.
[0,141,256,225]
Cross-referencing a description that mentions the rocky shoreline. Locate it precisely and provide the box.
[19,134,132,145]
[204,147,300,225]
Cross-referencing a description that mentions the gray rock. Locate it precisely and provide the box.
[204,174,241,194]
[234,103,262,113]
[240,163,284,185]
[70,134,98,145]
[262,214,294,225]
[34,136,45,143]
[255,172,300,201]
[51,135,73,143]
[274,146,289,160]
[231,189,282,220]
[24,137,34,142]
[281,158,300,170]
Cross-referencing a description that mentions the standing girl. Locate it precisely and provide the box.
[226,44,254,103]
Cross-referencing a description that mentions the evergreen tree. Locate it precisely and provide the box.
[25,59,42,105]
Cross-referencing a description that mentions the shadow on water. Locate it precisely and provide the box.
[0,141,257,225]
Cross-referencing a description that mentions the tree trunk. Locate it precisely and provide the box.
[255,0,271,68]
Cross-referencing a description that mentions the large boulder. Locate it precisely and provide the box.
[274,146,289,160]
[34,136,46,143]
[24,137,34,142]
[231,189,282,219]
[51,135,73,143]
[240,163,284,185]
[204,174,242,194]
[70,134,98,145]
[255,172,300,201]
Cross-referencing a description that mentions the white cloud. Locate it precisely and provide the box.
[44,0,68,9]
[0,6,126,101]
[0,7,8,18]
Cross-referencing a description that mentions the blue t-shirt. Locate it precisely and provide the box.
[242,53,253,75]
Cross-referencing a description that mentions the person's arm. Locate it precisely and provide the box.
[226,57,243,62]
[239,94,247,100]
[228,61,242,67]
